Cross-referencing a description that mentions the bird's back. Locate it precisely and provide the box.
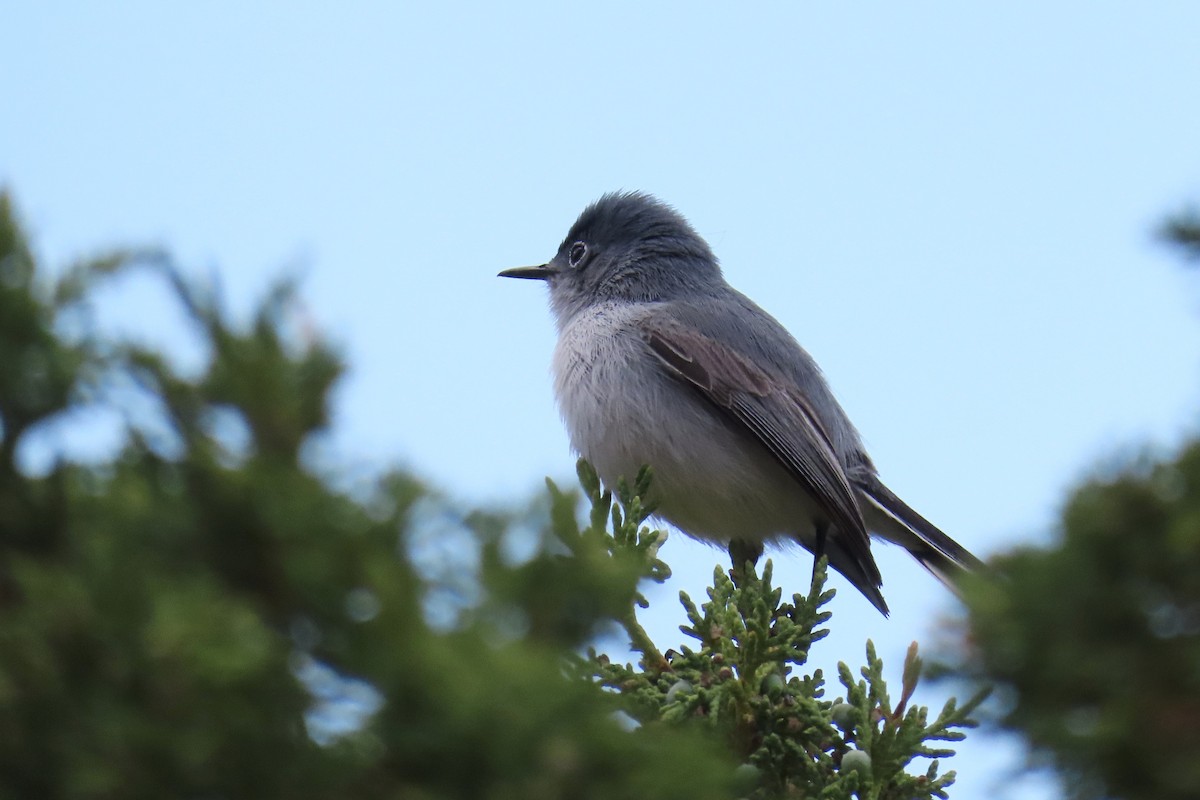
[663,286,873,474]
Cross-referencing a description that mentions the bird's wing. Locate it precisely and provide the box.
[639,314,880,590]
[854,472,985,576]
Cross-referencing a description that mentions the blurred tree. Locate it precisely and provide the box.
[0,189,978,799]
[947,204,1200,800]
[1161,207,1200,262]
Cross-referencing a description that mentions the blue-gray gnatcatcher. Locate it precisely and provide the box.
[500,192,981,615]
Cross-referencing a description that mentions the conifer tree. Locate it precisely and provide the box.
[0,189,978,799]
[944,200,1200,800]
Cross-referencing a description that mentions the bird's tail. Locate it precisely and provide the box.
[822,534,891,616]
[853,475,984,597]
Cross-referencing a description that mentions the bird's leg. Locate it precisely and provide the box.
[728,538,763,587]
[812,521,828,585]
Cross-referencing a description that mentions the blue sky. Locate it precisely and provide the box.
[5,4,1200,796]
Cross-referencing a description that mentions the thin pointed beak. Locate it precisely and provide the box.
[498,264,558,281]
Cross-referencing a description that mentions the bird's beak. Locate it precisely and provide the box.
[498,264,558,281]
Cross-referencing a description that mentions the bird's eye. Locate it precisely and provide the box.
[568,241,587,268]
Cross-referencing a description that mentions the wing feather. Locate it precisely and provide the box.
[640,317,880,588]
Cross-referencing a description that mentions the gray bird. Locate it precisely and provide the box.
[500,192,981,615]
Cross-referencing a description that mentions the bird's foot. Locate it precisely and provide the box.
[727,539,763,587]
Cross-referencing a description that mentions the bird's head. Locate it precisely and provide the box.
[500,191,722,325]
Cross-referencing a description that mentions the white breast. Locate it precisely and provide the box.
[551,302,823,548]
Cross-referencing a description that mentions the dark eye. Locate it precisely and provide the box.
[568,241,587,268]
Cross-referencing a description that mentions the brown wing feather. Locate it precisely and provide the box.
[640,317,879,587]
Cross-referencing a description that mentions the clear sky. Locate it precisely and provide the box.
[5,4,1200,796]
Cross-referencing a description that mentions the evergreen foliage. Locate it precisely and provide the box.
[948,204,1200,800]
[0,189,977,798]
[1161,208,1200,262]
[953,442,1200,800]
[577,465,984,799]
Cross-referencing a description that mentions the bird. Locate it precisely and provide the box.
[499,191,982,615]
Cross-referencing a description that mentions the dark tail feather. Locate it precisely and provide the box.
[854,475,983,595]
[823,535,891,617]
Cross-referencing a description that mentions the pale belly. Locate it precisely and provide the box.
[552,304,824,548]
